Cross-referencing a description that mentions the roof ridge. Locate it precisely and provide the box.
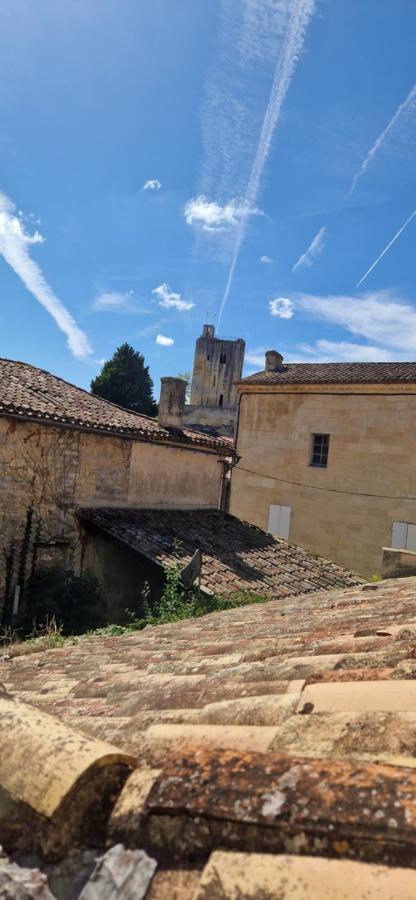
[0,358,233,453]
[0,356,159,425]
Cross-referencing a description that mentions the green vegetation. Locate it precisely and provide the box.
[89,565,267,637]
[1,564,268,654]
[175,371,192,403]
[91,343,158,416]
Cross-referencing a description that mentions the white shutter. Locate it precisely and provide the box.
[392,522,408,550]
[268,504,291,540]
[406,524,416,552]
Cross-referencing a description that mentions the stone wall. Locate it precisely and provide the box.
[0,416,224,617]
[230,386,416,578]
[183,405,237,438]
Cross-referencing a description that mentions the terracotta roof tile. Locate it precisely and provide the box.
[0,358,232,453]
[240,361,416,386]
[77,507,361,598]
[4,576,416,893]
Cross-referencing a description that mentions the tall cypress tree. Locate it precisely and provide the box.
[91,343,158,416]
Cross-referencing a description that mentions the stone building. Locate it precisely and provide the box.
[0,359,233,622]
[184,324,245,437]
[230,350,416,578]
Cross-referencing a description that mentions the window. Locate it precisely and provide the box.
[392,522,416,552]
[219,393,224,407]
[213,375,216,386]
[268,505,291,540]
[207,354,211,361]
[220,352,227,364]
[310,433,330,468]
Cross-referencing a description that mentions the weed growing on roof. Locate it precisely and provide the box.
[0,567,269,651]
[87,570,268,636]
[1,616,78,658]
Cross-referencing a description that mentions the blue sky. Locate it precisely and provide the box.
[1,0,416,397]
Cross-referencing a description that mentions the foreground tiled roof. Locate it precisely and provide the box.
[0,358,232,453]
[240,361,416,386]
[3,576,416,895]
[77,507,361,597]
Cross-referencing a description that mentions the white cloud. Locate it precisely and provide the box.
[347,83,416,198]
[93,290,132,311]
[269,297,294,319]
[0,192,91,358]
[152,282,195,311]
[296,289,416,354]
[245,339,398,369]
[184,196,262,232]
[292,340,398,362]
[156,333,174,346]
[260,255,273,264]
[143,179,161,191]
[245,349,267,368]
[292,225,327,272]
[137,322,163,338]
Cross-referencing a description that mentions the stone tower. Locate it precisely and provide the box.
[184,324,245,437]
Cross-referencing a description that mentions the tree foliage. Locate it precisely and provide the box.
[176,371,192,403]
[91,343,158,416]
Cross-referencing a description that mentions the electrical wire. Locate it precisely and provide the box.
[235,464,416,503]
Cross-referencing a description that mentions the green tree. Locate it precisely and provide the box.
[91,343,158,416]
[176,371,191,403]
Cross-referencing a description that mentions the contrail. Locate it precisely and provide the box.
[0,192,91,358]
[347,83,416,199]
[356,207,416,287]
[292,225,327,272]
[218,0,315,326]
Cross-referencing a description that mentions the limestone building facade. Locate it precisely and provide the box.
[230,350,416,578]
[184,324,245,437]
[0,359,233,622]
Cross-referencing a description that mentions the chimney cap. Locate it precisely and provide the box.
[265,350,284,371]
[160,375,187,384]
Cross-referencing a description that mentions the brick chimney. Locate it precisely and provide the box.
[158,377,186,428]
[265,350,284,371]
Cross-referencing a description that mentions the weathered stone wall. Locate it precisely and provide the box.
[81,527,163,622]
[127,441,223,508]
[0,416,224,616]
[230,386,416,578]
[188,326,245,436]
[183,405,237,438]
[382,547,416,580]
[0,417,132,615]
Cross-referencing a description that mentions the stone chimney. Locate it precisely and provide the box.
[158,377,186,428]
[265,350,284,371]
[202,324,215,339]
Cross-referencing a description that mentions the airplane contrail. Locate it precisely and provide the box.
[356,207,416,287]
[217,0,315,326]
[347,83,416,199]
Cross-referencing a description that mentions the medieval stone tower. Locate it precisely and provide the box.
[184,324,245,437]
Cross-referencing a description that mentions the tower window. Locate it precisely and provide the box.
[207,354,211,361]
[220,353,227,364]
[219,394,224,407]
[213,375,216,386]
